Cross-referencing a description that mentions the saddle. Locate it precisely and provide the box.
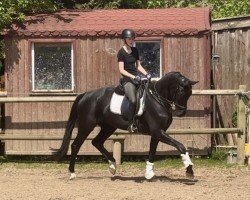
[110,82,146,121]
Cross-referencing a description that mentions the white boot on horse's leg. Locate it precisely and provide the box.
[181,152,194,178]
[108,160,116,175]
[69,172,76,180]
[181,152,193,168]
[145,161,155,180]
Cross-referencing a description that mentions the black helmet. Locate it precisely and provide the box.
[121,29,136,39]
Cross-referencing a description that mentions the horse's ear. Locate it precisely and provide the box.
[190,81,199,85]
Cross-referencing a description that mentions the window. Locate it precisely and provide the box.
[135,41,162,78]
[32,43,74,92]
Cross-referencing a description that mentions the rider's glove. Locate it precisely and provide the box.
[146,73,152,80]
[133,75,141,84]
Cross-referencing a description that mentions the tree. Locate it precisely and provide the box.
[72,0,250,18]
[0,0,60,70]
[0,0,59,31]
[208,0,250,19]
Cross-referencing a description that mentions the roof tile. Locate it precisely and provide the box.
[3,8,211,37]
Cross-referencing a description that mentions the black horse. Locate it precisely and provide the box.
[53,72,198,180]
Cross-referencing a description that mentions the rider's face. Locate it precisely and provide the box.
[125,37,135,47]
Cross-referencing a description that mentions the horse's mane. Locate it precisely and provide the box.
[164,71,180,77]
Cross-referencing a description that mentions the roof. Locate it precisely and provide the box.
[3,8,211,37]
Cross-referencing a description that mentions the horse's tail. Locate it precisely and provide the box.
[52,93,85,161]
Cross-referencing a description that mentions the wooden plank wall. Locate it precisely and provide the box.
[212,16,250,145]
[212,17,250,90]
[3,35,211,155]
[3,37,121,155]
[74,37,121,92]
[159,35,211,154]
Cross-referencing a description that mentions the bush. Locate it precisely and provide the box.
[211,149,228,161]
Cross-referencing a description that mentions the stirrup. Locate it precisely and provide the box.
[128,123,137,133]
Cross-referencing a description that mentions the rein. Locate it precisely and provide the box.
[150,81,186,111]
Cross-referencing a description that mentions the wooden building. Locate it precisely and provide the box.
[1,8,211,155]
[211,16,250,145]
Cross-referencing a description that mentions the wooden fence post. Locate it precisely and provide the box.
[237,85,247,165]
[113,138,123,165]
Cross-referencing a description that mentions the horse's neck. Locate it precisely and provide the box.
[155,77,171,100]
[146,80,173,118]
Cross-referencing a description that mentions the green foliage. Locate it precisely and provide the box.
[0,0,57,31]
[232,110,237,128]
[165,0,207,8]
[120,0,147,8]
[75,0,166,9]
[164,0,250,18]
[211,149,228,161]
[0,0,58,68]
[1,155,244,170]
[208,0,250,18]
[147,0,166,8]
[75,0,121,9]
[73,0,250,18]
[121,0,166,8]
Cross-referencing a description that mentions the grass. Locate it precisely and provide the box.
[1,154,249,171]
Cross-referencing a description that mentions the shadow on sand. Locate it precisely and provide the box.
[110,175,198,185]
[68,175,198,185]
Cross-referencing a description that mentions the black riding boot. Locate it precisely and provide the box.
[127,104,137,133]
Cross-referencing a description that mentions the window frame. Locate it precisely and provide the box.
[30,39,75,94]
[134,38,163,80]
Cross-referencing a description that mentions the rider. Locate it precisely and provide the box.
[117,28,151,132]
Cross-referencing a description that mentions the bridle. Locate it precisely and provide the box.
[150,81,187,111]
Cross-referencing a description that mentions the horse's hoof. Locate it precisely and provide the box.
[69,173,76,180]
[186,172,194,179]
[108,161,116,175]
[186,165,194,179]
[109,166,116,175]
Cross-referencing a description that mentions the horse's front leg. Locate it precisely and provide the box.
[145,137,159,180]
[153,129,194,178]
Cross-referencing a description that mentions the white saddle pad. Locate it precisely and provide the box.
[110,93,124,115]
[110,93,145,116]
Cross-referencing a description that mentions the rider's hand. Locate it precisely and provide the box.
[146,73,152,80]
[133,75,141,84]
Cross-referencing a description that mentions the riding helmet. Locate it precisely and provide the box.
[121,29,136,39]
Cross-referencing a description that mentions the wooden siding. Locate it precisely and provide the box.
[161,35,211,154]
[212,17,250,145]
[3,35,211,155]
[212,26,250,90]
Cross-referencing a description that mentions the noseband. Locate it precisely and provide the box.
[150,82,186,111]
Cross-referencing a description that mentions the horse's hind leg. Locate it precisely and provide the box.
[92,125,117,175]
[69,122,96,179]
